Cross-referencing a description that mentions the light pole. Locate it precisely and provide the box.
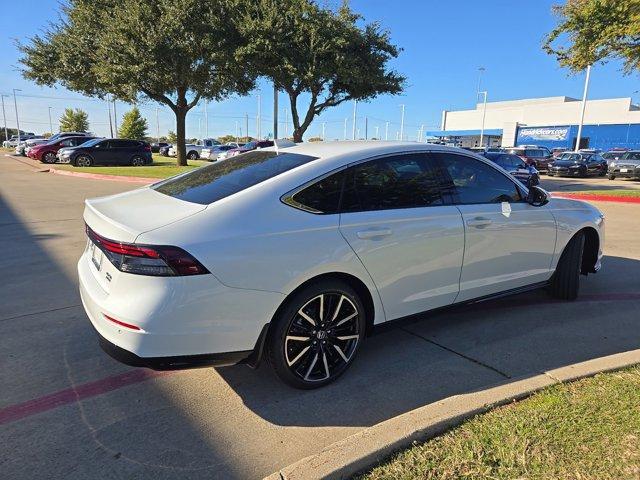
[273,84,278,139]
[343,118,347,140]
[321,122,326,141]
[48,107,53,134]
[478,91,488,147]
[385,121,389,141]
[256,93,261,139]
[375,125,379,139]
[12,89,22,139]
[113,98,118,137]
[575,65,591,152]
[399,104,405,140]
[107,96,113,137]
[352,99,357,140]
[204,100,208,138]
[155,107,160,143]
[283,107,288,138]
[1,95,9,143]
[476,66,485,99]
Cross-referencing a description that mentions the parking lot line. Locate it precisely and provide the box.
[0,369,176,426]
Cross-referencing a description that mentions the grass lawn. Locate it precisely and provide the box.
[564,189,640,198]
[360,366,640,480]
[54,155,209,179]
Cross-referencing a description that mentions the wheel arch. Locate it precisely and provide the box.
[246,271,377,369]
[557,226,600,275]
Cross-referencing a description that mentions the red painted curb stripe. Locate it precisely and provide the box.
[0,369,175,426]
[552,192,640,204]
[48,168,157,185]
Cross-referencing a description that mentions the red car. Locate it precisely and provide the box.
[504,146,554,172]
[29,136,96,163]
[226,140,274,158]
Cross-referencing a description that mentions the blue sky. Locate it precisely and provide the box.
[1,0,638,140]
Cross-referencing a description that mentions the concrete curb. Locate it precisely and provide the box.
[266,349,640,480]
[552,192,640,204]
[47,168,157,185]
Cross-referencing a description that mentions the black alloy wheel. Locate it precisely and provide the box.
[268,280,365,389]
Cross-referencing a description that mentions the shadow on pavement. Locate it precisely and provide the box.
[217,254,640,428]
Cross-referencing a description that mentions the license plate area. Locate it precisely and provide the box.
[88,239,103,271]
[621,168,629,173]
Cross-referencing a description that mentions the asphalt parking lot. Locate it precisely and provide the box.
[1,156,639,480]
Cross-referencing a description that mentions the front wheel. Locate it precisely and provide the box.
[187,151,199,160]
[608,174,616,180]
[267,280,366,389]
[43,151,57,164]
[549,232,584,301]
[74,155,92,167]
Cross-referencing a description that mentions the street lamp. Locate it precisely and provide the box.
[575,65,591,152]
[1,94,8,144]
[12,89,22,139]
[399,104,405,140]
[48,107,53,134]
[352,100,357,140]
[478,91,488,147]
[385,121,389,141]
[476,66,485,99]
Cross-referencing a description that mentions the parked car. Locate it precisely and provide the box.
[224,140,274,159]
[225,142,245,149]
[15,137,47,156]
[608,150,640,180]
[47,131,92,143]
[201,144,236,161]
[167,138,221,159]
[28,136,97,163]
[150,142,169,153]
[482,152,539,187]
[552,147,568,158]
[504,146,554,172]
[468,146,502,154]
[59,138,152,166]
[78,142,604,388]
[602,148,629,164]
[547,152,608,177]
[159,144,172,156]
[3,133,36,148]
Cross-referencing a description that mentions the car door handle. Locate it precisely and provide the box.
[466,217,492,228]
[356,228,393,239]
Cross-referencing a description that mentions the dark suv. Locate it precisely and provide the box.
[59,138,152,167]
[505,146,554,172]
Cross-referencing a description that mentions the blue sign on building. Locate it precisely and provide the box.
[516,123,640,151]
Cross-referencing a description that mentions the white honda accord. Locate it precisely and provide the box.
[78,141,604,388]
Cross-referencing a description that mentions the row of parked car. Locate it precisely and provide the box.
[158,139,275,161]
[16,132,153,166]
[467,145,640,181]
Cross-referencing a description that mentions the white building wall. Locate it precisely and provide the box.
[444,96,640,131]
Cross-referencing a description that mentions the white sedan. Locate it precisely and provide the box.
[78,142,604,388]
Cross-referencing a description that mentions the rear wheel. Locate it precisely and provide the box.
[43,151,57,164]
[549,232,584,301]
[74,155,92,167]
[131,155,145,166]
[608,174,616,180]
[267,280,365,389]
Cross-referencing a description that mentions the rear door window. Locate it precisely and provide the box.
[153,150,318,205]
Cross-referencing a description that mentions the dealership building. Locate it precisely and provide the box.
[427,96,640,150]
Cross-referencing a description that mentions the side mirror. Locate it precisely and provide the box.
[526,186,549,207]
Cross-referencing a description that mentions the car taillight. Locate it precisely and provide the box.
[85,225,209,276]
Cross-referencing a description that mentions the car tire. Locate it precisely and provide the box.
[131,155,145,166]
[549,231,585,301]
[608,174,616,180]
[74,155,93,167]
[267,279,366,389]
[42,152,57,164]
[187,151,199,160]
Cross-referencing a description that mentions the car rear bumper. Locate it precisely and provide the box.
[78,247,284,369]
[610,169,640,178]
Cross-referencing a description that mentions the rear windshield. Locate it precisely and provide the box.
[152,150,318,205]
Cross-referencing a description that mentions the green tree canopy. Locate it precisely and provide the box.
[544,0,640,73]
[238,0,405,142]
[59,108,89,132]
[19,0,255,165]
[118,106,148,139]
[166,131,177,144]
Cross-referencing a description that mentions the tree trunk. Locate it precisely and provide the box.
[174,107,187,166]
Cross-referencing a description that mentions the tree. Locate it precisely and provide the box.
[118,106,148,139]
[307,136,323,142]
[166,131,177,144]
[19,0,255,165]
[59,108,89,132]
[544,0,640,74]
[217,134,238,144]
[238,0,405,142]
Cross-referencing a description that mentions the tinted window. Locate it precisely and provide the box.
[111,140,138,148]
[525,149,542,158]
[153,150,318,205]
[434,153,522,204]
[340,154,446,213]
[291,171,345,214]
[624,152,640,160]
